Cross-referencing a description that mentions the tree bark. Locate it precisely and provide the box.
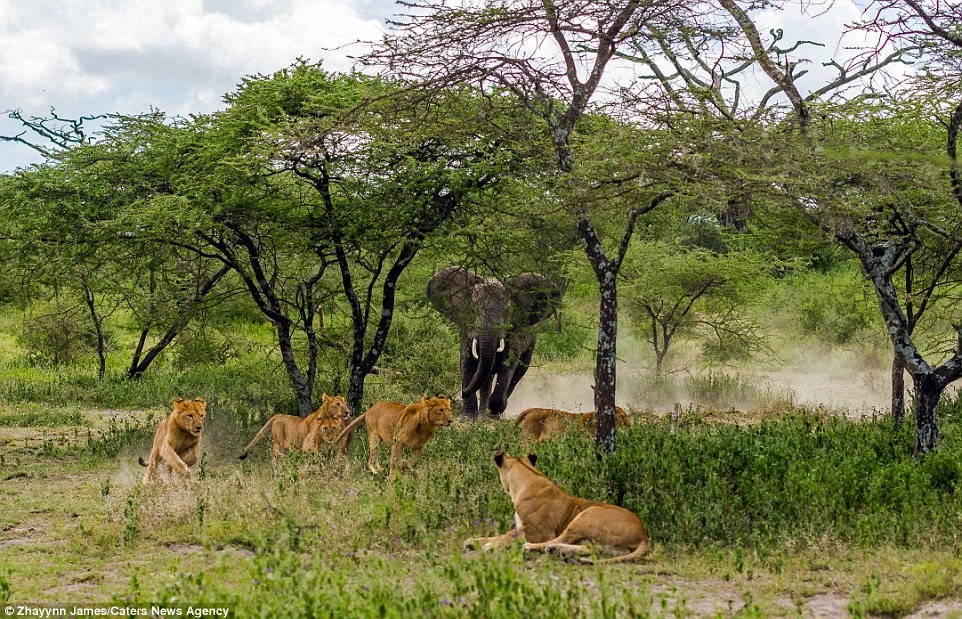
[892,353,905,427]
[593,268,619,453]
[341,242,419,416]
[913,371,942,454]
[275,322,315,416]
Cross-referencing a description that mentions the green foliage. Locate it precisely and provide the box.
[377,309,460,398]
[16,300,99,365]
[86,415,158,459]
[122,484,143,546]
[128,550,664,618]
[0,572,10,604]
[173,324,236,369]
[0,358,301,429]
[766,263,882,347]
[534,320,593,362]
[596,413,962,549]
[621,240,773,371]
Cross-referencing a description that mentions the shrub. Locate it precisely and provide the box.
[16,301,99,365]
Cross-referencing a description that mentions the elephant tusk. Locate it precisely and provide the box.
[472,339,479,359]
[497,338,505,353]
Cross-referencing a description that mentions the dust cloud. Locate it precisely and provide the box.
[506,349,897,419]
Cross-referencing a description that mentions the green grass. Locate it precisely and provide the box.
[2,401,962,616]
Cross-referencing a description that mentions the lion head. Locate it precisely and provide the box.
[306,416,344,449]
[423,395,454,427]
[172,397,207,436]
[317,393,351,420]
[614,406,631,428]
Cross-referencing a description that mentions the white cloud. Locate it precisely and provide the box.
[0,0,386,171]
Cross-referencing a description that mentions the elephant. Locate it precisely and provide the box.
[426,267,565,419]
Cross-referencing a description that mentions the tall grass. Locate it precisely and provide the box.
[537,411,962,550]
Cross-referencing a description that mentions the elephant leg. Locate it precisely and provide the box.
[460,340,481,419]
[489,365,516,418]
[506,345,534,400]
[490,337,535,417]
[478,376,494,417]
[463,393,480,419]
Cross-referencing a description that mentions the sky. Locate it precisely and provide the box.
[0,0,885,173]
[0,0,396,171]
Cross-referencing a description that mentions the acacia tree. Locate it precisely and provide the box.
[618,0,959,438]
[622,241,770,374]
[161,64,514,415]
[713,0,962,452]
[855,0,962,423]
[369,0,690,451]
[0,113,233,380]
[617,5,908,231]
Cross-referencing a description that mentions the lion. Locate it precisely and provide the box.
[138,397,207,484]
[511,405,630,441]
[464,451,650,563]
[239,393,351,461]
[331,395,453,477]
[303,416,346,452]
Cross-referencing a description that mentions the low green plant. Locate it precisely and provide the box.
[126,548,669,618]
[122,485,142,546]
[0,572,10,604]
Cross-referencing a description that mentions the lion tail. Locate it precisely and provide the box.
[511,409,533,435]
[239,416,278,460]
[329,412,367,454]
[591,535,651,564]
[138,456,148,467]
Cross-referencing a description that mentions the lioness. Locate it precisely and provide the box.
[464,451,650,563]
[512,406,630,441]
[239,393,351,461]
[303,416,346,452]
[139,397,207,484]
[331,395,453,477]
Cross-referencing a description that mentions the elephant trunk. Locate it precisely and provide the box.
[462,333,500,396]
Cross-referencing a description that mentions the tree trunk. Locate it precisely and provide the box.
[719,196,750,232]
[82,283,107,380]
[593,270,618,453]
[654,322,672,377]
[129,330,149,379]
[276,323,315,416]
[891,353,905,427]
[347,367,365,418]
[913,372,942,455]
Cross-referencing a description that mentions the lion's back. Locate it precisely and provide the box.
[277,414,312,445]
[364,401,407,437]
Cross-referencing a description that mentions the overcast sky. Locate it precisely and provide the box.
[0,0,882,173]
[0,0,398,171]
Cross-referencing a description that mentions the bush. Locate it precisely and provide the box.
[771,265,880,346]
[174,324,235,369]
[16,301,99,365]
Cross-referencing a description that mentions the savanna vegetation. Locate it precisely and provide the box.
[2,0,962,616]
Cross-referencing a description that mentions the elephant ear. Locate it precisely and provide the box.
[426,267,485,326]
[505,273,566,328]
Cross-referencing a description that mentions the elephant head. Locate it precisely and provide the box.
[427,267,565,418]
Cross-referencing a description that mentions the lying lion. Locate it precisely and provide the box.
[331,395,453,477]
[139,397,207,484]
[465,451,650,563]
[512,405,630,440]
[239,393,351,461]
